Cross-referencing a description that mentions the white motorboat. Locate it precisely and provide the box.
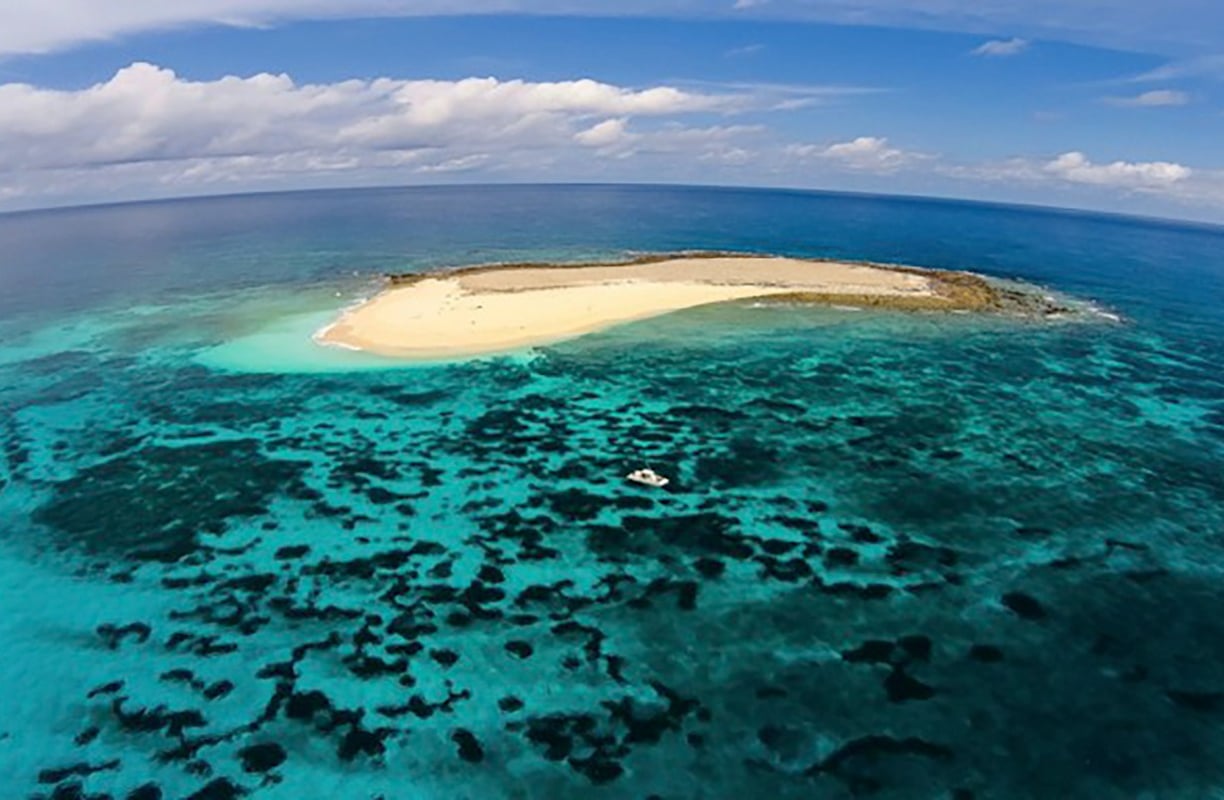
[626,468,670,488]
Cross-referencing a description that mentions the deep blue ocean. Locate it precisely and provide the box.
[1,185,1223,799]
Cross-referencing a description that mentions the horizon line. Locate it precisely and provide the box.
[2,180,1222,234]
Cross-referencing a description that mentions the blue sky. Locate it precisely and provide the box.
[0,2,1221,221]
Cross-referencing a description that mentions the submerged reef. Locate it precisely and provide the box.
[9,299,1222,799]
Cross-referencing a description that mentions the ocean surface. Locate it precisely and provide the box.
[1,185,1223,800]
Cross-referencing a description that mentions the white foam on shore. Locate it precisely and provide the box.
[1084,303,1125,323]
[310,286,383,350]
[312,319,365,352]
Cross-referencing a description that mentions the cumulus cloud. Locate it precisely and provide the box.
[941,151,1195,194]
[787,136,925,172]
[0,63,789,205]
[1102,89,1190,107]
[2,61,1222,219]
[0,62,737,176]
[574,118,633,149]
[1044,151,1192,189]
[970,37,1030,57]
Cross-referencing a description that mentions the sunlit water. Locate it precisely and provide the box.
[2,186,1223,799]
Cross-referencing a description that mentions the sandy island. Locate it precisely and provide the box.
[317,254,1029,360]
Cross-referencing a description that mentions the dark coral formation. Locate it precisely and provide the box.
[9,287,1224,800]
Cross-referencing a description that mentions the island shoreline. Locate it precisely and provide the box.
[317,253,1072,361]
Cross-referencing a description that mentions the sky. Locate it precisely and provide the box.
[0,2,1222,222]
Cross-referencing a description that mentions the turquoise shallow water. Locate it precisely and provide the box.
[1,186,1223,799]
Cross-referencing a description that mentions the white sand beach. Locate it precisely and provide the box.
[316,256,939,360]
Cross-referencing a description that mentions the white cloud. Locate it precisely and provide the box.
[417,153,490,173]
[0,62,789,206]
[575,118,763,162]
[674,80,885,111]
[970,37,1029,57]
[1102,89,1190,107]
[644,124,763,158]
[788,136,925,172]
[574,118,633,149]
[1044,151,1192,189]
[0,62,739,176]
[1129,54,1224,83]
[1,61,1222,220]
[941,151,1196,194]
[1,1,1222,58]
[936,150,1224,218]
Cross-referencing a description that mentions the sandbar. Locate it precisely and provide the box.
[316,254,1010,360]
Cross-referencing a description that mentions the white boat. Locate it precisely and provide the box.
[626,468,670,488]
